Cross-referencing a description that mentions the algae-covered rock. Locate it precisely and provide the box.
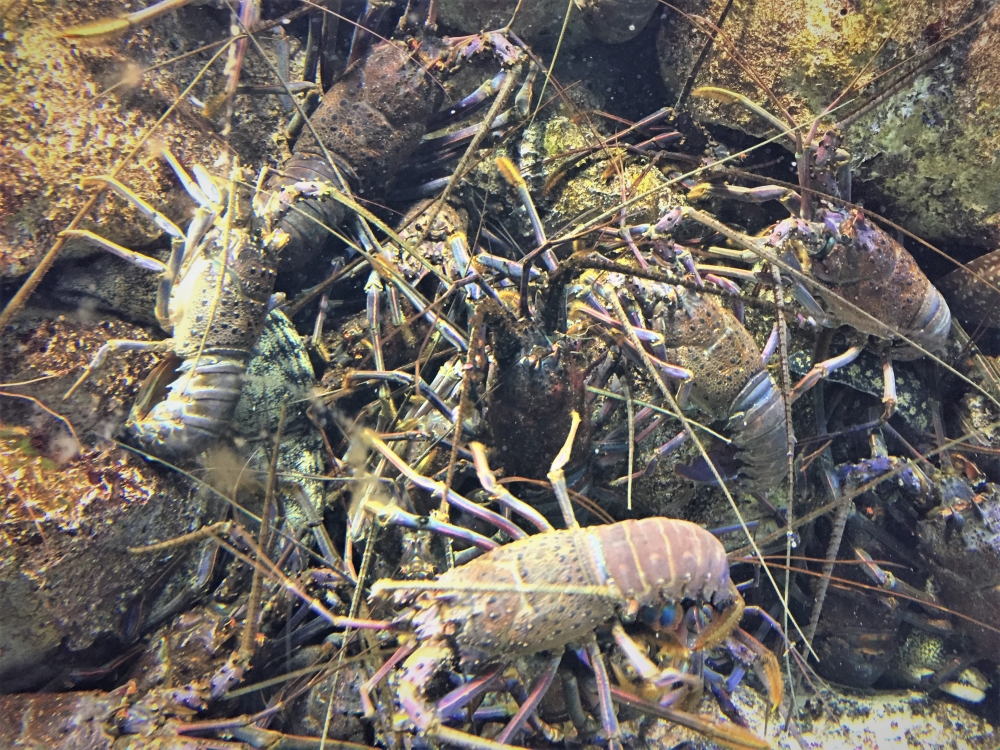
[656,0,1000,249]
[517,115,685,234]
[435,0,594,50]
[0,0,293,279]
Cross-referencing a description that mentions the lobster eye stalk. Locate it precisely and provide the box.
[806,233,838,260]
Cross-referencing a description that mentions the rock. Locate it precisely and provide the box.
[1,0,293,280]
[656,0,1000,250]
[435,0,593,50]
[641,682,995,749]
[0,433,220,692]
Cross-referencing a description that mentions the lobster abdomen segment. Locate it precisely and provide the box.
[587,518,731,607]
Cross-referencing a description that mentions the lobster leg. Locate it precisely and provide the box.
[561,672,595,736]
[495,653,563,744]
[360,640,417,719]
[496,157,557,270]
[209,0,260,136]
[475,252,542,281]
[364,270,387,374]
[688,181,802,216]
[881,351,898,419]
[364,499,498,553]
[470,442,554,532]
[788,344,865,404]
[436,666,506,719]
[414,92,534,168]
[574,303,667,347]
[60,0,194,41]
[395,638,455,732]
[61,229,185,332]
[448,232,487,300]
[418,60,535,146]
[648,430,690,472]
[704,273,744,323]
[59,229,171,274]
[610,430,690,484]
[548,410,583,530]
[61,226,181,328]
[610,623,700,690]
[68,151,221,331]
[64,339,175,399]
[760,323,780,364]
[727,627,784,710]
[425,71,510,131]
[692,583,746,651]
[584,640,623,750]
[365,431,527,541]
[159,148,222,209]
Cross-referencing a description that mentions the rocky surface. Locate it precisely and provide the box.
[655,0,1000,251]
[0,0,294,279]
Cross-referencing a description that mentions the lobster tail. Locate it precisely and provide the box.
[588,518,732,607]
[128,354,247,459]
[727,370,790,489]
[898,283,951,359]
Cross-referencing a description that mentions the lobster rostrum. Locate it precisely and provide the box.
[359,417,781,750]
[62,149,286,459]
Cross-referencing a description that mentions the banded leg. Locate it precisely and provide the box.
[496,156,557,271]
[585,640,623,750]
[788,344,864,404]
[425,70,509,130]
[417,62,537,157]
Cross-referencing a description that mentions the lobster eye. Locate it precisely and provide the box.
[659,603,680,629]
[809,235,836,260]
[640,605,659,626]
